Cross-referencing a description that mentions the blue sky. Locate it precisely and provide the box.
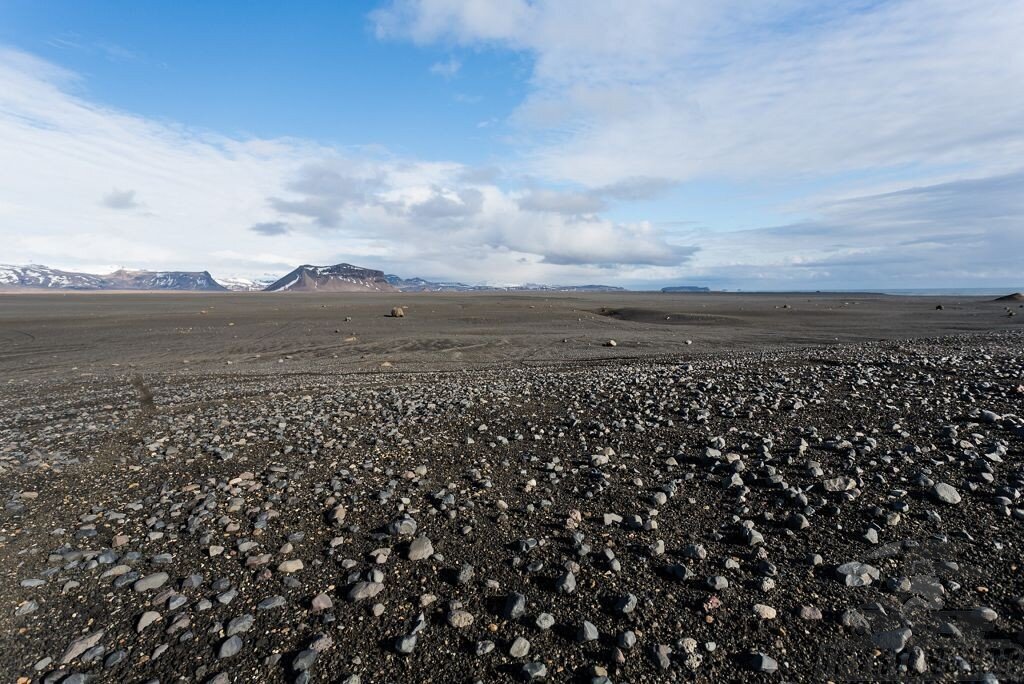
[0,0,1021,289]
[0,1,523,159]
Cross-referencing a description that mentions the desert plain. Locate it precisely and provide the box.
[1,291,1023,682]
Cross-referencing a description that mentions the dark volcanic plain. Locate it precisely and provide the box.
[1,292,1023,683]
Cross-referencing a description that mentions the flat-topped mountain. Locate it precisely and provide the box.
[265,263,397,292]
[661,285,710,293]
[0,264,226,291]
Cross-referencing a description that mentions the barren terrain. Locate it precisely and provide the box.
[1,292,1022,682]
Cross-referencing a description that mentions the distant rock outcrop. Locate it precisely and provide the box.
[264,264,397,292]
[661,285,711,293]
[993,292,1024,302]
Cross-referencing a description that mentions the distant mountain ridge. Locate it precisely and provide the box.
[0,264,226,291]
[2,262,709,293]
[661,285,710,293]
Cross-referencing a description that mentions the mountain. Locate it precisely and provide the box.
[1,264,107,289]
[265,263,397,292]
[386,274,483,292]
[661,285,711,293]
[384,274,625,292]
[0,264,227,291]
[102,269,226,291]
[217,275,277,292]
[509,283,625,292]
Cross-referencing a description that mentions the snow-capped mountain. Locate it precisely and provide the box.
[216,276,277,292]
[0,264,107,289]
[265,263,397,292]
[385,275,482,292]
[0,264,227,290]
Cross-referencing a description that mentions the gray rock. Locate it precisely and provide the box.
[614,593,638,615]
[133,572,169,592]
[651,644,672,670]
[509,636,531,658]
[137,611,161,632]
[292,649,318,672]
[395,634,417,654]
[932,482,962,505]
[407,536,434,561]
[578,621,599,642]
[521,662,548,680]
[257,595,286,610]
[872,627,912,652]
[226,613,255,636]
[61,630,105,664]
[311,593,333,612]
[836,561,880,587]
[348,582,384,602]
[502,592,527,619]
[218,635,243,659]
[448,610,474,628]
[748,652,779,672]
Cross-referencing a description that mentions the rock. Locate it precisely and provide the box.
[137,611,161,632]
[823,476,856,492]
[799,605,823,620]
[578,621,599,642]
[448,610,474,628]
[932,482,962,505]
[133,572,169,592]
[651,644,672,670]
[502,592,527,619]
[872,627,912,652]
[61,631,105,664]
[219,635,243,658]
[753,604,776,619]
[328,504,347,525]
[555,571,576,594]
[395,634,417,654]
[407,536,434,561]
[509,636,531,658]
[277,559,304,573]
[614,593,638,615]
[707,575,729,591]
[836,561,880,587]
[348,582,385,602]
[311,593,333,612]
[257,595,286,610]
[521,662,547,680]
[292,649,318,672]
[536,613,555,630]
[747,652,779,673]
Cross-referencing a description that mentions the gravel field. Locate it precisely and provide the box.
[2,293,1023,683]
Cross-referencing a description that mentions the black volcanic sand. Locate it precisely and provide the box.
[1,293,1023,683]
[1,291,1021,381]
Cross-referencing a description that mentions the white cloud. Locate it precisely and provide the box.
[101,188,141,209]
[4,0,1024,290]
[428,56,461,78]
[375,0,1024,186]
[0,46,692,284]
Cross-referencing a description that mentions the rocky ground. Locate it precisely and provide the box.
[2,329,1024,682]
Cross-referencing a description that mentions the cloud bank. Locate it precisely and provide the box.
[2,0,1023,289]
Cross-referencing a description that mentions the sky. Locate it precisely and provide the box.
[0,0,1022,290]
